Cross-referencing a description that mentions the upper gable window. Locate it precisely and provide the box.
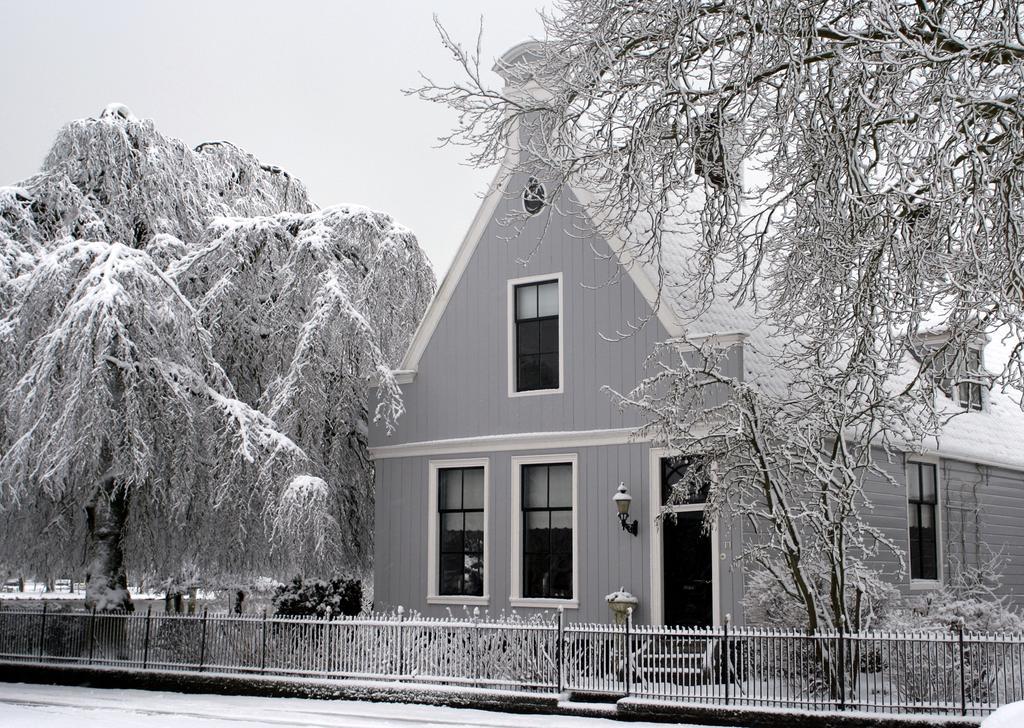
[958,348,984,412]
[930,345,986,412]
[523,177,545,215]
[513,278,560,393]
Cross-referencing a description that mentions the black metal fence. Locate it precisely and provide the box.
[1,605,1021,717]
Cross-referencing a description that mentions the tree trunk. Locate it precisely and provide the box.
[84,470,132,613]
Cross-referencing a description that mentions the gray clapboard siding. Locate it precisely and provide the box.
[373,443,744,623]
[369,174,742,449]
[943,459,1024,599]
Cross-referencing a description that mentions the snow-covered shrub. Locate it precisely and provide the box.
[743,562,902,631]
[272,576,363,618]
[881,563,1024,706]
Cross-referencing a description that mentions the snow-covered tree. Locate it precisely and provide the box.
[417,1,1024,638]
[0,108,434,609]
[172,207,433,570]
[0,242,314,610]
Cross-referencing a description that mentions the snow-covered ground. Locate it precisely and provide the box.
[982,700,1024,728]
[0,682,714,728]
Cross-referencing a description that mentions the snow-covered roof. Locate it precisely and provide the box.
[625,201,1024,472]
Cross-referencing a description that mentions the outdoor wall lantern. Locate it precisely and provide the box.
[613,482,639,536]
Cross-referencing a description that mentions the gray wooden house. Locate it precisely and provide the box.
[368,43,1024,625]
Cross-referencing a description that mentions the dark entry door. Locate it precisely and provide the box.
[663,511,713,627]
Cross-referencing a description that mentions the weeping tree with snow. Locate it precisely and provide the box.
[416,0,1024,637]
[0,108,434,609]
[171,207,433,570]
[0,242,321,610]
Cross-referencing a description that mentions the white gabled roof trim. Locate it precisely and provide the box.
[394,167,686,378]
[369,427,644,460]
[567,184,684,339]
[398,128,520,374]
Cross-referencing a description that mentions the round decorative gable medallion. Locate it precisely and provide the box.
[523,177,545,215]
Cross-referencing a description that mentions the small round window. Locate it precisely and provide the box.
[523,177,545,215]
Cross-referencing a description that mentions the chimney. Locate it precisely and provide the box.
[493,41,555,101]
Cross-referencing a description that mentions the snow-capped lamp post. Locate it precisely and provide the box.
[613,482,638,536]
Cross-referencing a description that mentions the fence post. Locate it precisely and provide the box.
[723,613,730,706]
[397,606,405,678]
[957,619,967,717]
[556,607,564,693]
[838,618,846,711]
[38,602,48,658]
[198,608,208,672]
[472,606,480,686]
[87,606,97,664]
[260,610,268,673]
[625,607,633,697]
[142,606,152,669]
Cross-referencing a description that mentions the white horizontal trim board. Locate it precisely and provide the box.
[369,427,644,460]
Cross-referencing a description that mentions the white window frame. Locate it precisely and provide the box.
[648,447,722,626]
[426,458,490,606]
[510,453,579,609]
[906,454,944,590]
[507,272,564,398]
[952,346,986,412]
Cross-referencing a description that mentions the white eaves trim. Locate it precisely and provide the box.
[369,427,644,460]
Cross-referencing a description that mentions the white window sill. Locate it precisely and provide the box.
[509,598,579,610]
[427,595,490,606]
[909,579,942,591]
[508,387,564,399]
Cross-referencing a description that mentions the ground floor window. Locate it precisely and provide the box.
[433,464,485,597]
[511,455,576,604]
[908,461,939,581]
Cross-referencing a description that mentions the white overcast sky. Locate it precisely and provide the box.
[1,0,550,276]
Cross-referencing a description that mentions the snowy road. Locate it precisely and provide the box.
[0,682,716,727]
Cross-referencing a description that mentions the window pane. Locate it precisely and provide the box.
[518,355,541,391]
[524,466,548,508]
[523,554,548,598]
[549,465,572,508]
[463,468,484,509]
[516,284,537,319]
[550,510,573,553]
[440,554,463,595]
[441,469,462,510]
[920,465,936,503]
[549,554,573,599]
[517,320,541,355]
[920,505,934,529]
[464,554,484,596]
[538,318,559,354]
[537,353,558,388]
[908,463,921,502]
[464,512,484,552]
[908,506,919,528]
[537,282,558,317]
[441,513,463,552]
[524,511,550,553]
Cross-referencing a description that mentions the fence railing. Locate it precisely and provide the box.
[1,605,1021,717]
